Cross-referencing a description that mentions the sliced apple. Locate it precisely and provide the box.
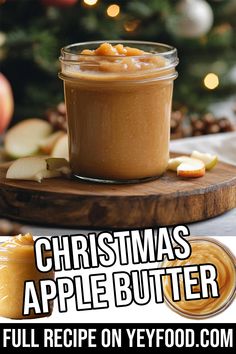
[191,150,218,170]
[4,118,53,159]
[6,157,46,182]
[177,158,205,178]
[39,131,64,155]
[51,133,69,161]
[34,169,62,183]
[6,156,71,183]
[167,156,193,171]
[46,157,70,175]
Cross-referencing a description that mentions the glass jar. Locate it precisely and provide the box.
[162,237,236,319]
[0,236,54,319]
[59,40,178,183]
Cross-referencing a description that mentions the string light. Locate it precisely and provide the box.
[107,4,120,18]
[124,20,140,32]
[83,0,98,6]
[214,23,231,35]
[204,73,219,90]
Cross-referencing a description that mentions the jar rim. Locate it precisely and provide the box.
[59,40,178,82]
[179,236,236,264]
[61,40,177,60]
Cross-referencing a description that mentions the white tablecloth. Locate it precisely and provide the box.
[22,132,236,236]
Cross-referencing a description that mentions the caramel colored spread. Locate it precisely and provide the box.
[163,238,236,317]
[82,42,146,56]
[79,42,166,74]
[0,234,54,319]
[0,233,34,259]
[61,42,177,180]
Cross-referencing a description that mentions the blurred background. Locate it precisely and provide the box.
[0,0,236,138]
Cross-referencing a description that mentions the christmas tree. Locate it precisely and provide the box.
[0,0,235,126]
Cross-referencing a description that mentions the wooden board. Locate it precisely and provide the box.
[0,154,236,228]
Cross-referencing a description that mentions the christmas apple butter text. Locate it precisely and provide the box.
[23,226,219,316]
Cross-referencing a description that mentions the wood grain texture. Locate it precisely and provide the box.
[0,154,236,228]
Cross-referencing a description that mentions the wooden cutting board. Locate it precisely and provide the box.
[0,154,236,228]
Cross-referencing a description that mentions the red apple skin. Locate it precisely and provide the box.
[0,73,14,134]
[177,167,205,178]
[41,0,77,6]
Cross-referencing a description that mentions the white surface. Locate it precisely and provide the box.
[1,235,235,324]
[170,131,236,165]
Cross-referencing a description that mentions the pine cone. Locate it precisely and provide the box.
[218,117,235,132]
[45,102,67,132]
[170,110,186,139]
[191,113,235,136]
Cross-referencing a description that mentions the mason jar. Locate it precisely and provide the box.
[162,237,236,319]
[0,235,54,319]
[59,40,178,183]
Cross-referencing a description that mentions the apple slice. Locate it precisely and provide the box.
[6,156,71,183]
[177,158,205,178]
[34,169,62,183]
[167,156,193,171]
[191,150,218,170]
[6,157,46,182]
[46,157,70,175]
[51,133,69,161]
[39,131,64,155]
[4,118,53,159]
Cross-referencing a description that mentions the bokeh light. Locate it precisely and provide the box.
[107,4,120,18]
[204,73,219,90]
[124,20,140,32]
[83,0,98,6]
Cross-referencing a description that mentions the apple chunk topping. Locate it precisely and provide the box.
[6,157,71,183]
